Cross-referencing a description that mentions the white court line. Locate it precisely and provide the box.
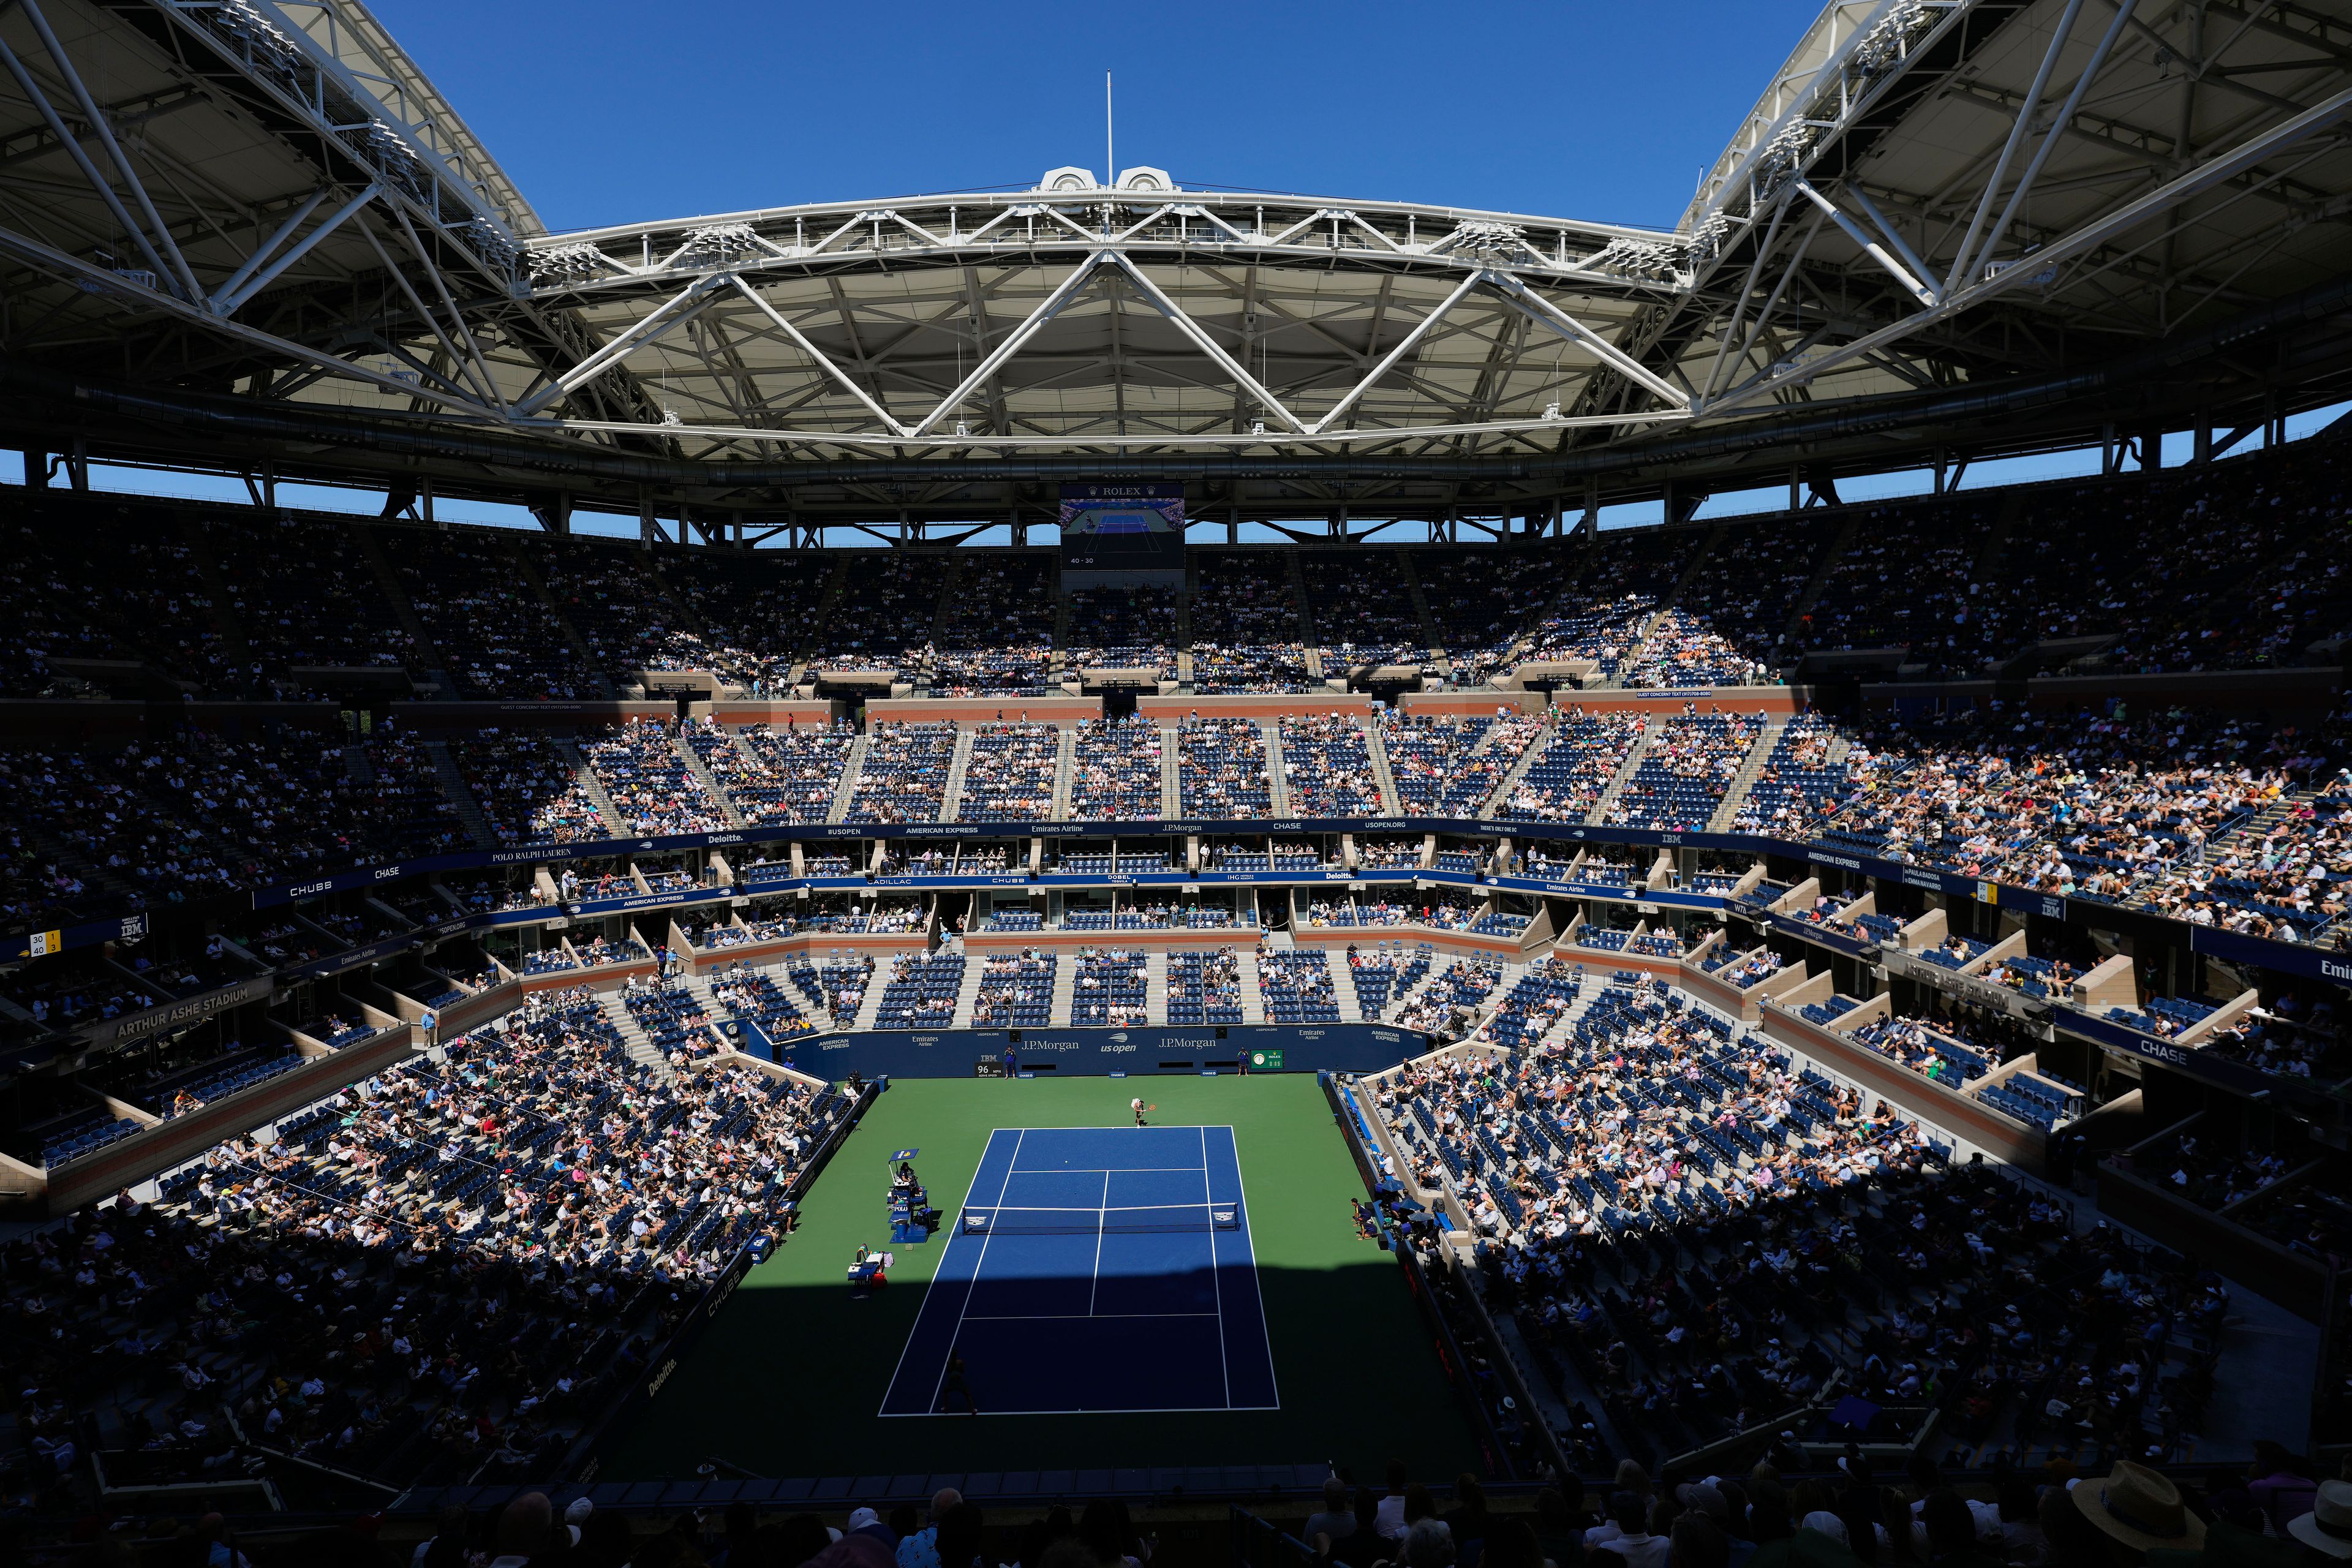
[1222,1123,1283,1411]
[962,1311,1222,1321]
[1085,1167,1109,1316]
[964,1213,1223,1222]
[1204,1124,1232,1409]
[924,1126,1024,1415]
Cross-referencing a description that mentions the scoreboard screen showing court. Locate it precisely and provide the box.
[1058,483,1186,574]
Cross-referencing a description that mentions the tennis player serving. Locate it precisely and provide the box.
[1131,1096,1156,1127]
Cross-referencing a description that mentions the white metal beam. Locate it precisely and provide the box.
[1480,271,1692,409]
[1793,181,1938,306]
[516,276,727,416]
[1704,82,2352,417]
[909,252,1110,437]
[1308,270,1485,434]
[1100,252,1308,433]
[1945,0,2091,296]
[728,276,913,436]
[211,184,380,316]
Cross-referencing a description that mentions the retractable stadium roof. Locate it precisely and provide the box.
[0,0,2346,532]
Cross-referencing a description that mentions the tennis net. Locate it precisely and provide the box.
[962,1203,1240,1237]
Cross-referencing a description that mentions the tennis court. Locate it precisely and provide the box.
[880,1125,1279,1416]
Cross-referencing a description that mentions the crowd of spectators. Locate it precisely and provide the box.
[448,731,611,846]
[1180,717,1274,816]
[1606,711,1763,832]
[727,720,859,823]
[1282,714,1385,815]
[581,719,731,835]
[959,722,1060,820]
[848,723,957,824]
[1499,713,1650,823]
[7,986,852,1488]
[1382,714,1504,816]
[1068,717,1166,820]
[1063,587,1177,671]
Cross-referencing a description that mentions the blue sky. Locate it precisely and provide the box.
[370,0,1826,235]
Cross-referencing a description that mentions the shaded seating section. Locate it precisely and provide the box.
[72,989,853,1487]
[448,732,609,845]
[1189,549,1310,692]
[802,554,948,674]
[934,554,1058,695]
[17,1104,142,1169]
[1063,586,1177,673]
[1298,549,1425,665]
[395,529,594,700]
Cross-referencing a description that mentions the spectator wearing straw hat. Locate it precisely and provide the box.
[2288,1481,2352,1562]
[2075,1461,2207,1562]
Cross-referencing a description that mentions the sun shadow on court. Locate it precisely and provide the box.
[595,1256,1482,1483]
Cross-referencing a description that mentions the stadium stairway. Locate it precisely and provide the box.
[1363,715,1403,814]
[1234,948,1267,1023]
[1396,546,1445,652]
[1263,722,1292,815]
[1158,725,1182,816]
[1050,957,1077,1027]
[1050,726,1077,818]
[1332,951,1363,1022]
[673,734,749,829]
[850,960,892,1031]
[1476,720,1551,820]
[342,741,372,785]
[1776,513,1861,653]
[770,961,828,1020]
[1708,718,1787,831]
[551,737,632,837]
[1284,550,1316,644]
[355,521,457,695]
[1585,720,1662,825]
[420,739,499,848]
[1144,950,1168,1024]
[826,735,870,824]
[940,729,976,822]
[598,992,672,1080]
[513,549,619,699]
[949,956,986,1027]
[1384,958,1452,1023]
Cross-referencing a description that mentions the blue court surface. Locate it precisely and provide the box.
[879,1126,1280,1416]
